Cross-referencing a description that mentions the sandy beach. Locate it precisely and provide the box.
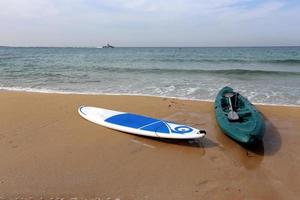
[0,91,299,200]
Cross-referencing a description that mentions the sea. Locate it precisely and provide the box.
[0,46,300,106]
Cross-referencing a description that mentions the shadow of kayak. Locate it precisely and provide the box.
[243,114,281,156]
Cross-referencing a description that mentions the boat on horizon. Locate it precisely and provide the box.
[102,43,114,48]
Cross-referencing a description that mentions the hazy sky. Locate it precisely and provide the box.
[0,0,299,47]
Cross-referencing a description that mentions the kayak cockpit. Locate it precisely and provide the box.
[221,92,252,122]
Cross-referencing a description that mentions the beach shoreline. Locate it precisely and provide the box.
[1,88,299,108]
[0,91,300,199]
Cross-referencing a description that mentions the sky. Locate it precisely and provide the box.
[0,0,299,47]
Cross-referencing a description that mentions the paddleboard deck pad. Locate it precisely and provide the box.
[78,106,206,139]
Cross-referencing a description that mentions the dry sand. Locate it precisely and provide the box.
[0,91,299,200]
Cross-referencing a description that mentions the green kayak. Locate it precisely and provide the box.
[214,86,265,144]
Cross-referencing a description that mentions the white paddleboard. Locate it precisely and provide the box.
[78,106,206,139]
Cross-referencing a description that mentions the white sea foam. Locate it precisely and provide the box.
[1,86,299,107]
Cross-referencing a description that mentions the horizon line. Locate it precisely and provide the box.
[1,45,300,48]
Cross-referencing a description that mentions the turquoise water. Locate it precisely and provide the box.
[0,46,300,105]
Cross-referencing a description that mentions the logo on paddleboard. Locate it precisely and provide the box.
[166,123,193,134]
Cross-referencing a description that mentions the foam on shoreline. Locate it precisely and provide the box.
[1,86,299,107]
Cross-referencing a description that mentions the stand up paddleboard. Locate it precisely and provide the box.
[78,106,206,139]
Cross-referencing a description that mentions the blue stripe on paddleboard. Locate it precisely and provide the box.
[141,121,169,133]
[105,113,159,129]
[105,113,194,135]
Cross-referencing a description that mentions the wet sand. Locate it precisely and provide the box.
[0,91,299,200]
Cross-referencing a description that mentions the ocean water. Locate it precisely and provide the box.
[0,46,300,105]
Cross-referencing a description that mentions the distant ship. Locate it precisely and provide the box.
[102,43,114,48]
